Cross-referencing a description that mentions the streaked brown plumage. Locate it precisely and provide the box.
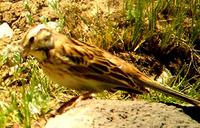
[22,24,200,107]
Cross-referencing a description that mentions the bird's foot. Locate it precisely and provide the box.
[56,92,94,114]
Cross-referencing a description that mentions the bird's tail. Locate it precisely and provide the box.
[132,71,200,107]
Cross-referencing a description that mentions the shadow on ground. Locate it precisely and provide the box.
[165,103,200,123]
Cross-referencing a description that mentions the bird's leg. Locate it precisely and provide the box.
[57,92,94,114]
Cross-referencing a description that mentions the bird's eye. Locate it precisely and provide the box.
[29,37,35,43]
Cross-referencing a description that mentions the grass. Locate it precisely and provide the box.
[0,0,200,127]
[0,53,49,127]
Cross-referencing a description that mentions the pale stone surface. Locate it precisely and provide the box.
[45,100,200,128]
[0,22,13,39]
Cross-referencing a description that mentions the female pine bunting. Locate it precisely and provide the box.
[22,24,200,109]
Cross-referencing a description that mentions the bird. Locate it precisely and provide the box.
[21,24,200,112]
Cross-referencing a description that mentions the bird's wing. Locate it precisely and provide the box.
[54,38,148,94]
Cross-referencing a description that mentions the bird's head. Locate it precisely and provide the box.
[21,24,54,61]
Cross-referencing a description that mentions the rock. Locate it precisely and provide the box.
[45,99,200,128]
[0,22,13,39]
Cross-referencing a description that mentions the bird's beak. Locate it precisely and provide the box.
[20,37,30,58]
[21,49,29,58]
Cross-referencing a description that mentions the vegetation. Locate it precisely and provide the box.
[0,0,199,127]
